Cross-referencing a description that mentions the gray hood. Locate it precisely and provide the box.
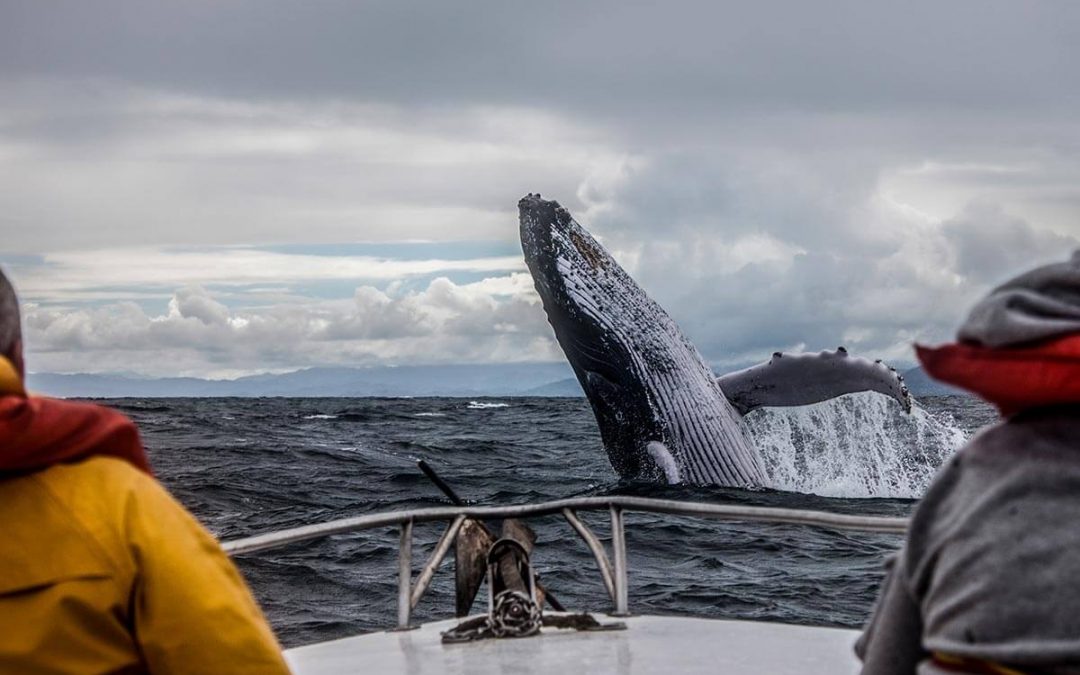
[958,250,1080,348]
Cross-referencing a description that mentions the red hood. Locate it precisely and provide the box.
[916,334,1080,417]
[0,395,152,475]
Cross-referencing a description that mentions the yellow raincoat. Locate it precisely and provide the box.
[0,357,291,674]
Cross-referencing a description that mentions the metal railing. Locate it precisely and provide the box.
[222,496,908,630]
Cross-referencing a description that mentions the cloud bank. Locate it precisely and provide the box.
[2,1,1078,377]
[24,275,558,378]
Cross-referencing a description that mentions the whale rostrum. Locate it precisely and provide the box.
[518,193,912,487]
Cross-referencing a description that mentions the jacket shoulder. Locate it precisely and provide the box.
[28,458,159,575]
[0,457,148,596]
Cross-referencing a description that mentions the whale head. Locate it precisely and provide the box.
[518,193,766,486]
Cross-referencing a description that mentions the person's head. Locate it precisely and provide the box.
[0,268,23,379]
[916,250,1080,416]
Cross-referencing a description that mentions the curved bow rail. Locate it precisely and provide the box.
[222,496,907,630]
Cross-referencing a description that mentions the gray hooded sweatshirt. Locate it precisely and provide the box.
[856,406,1080,675]
[858,252,1080,675]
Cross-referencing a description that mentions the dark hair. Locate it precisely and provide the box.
[0,268,21,362]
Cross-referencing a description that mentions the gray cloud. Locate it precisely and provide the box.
[941,203,1077,283]
[0,84,616,252]
[4,1,1078,117]
[173,286,231,326]
[3,1,1080,376]
[574,149,1079,367]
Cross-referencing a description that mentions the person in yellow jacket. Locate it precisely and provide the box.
[0,269,292,674]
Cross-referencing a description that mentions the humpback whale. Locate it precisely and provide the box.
[518,193,911,487]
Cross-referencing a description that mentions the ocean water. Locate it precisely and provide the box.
[108,393,997,648]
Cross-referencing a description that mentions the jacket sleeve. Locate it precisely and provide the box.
[855,552,926,675]
[123,473,292,675]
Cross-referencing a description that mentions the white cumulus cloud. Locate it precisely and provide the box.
[23,275,558,378]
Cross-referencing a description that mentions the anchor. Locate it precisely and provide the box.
[416,460,624,643]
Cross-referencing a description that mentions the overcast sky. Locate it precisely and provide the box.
[2,1,1078,378]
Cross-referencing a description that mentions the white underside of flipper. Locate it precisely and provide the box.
[646,441,682,484]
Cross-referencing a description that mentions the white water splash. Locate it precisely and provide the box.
[414,412,447,418]
[303,414,339,420]
[467,401,510,409]
[742,392,969,498]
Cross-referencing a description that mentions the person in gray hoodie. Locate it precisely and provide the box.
[857,251,1080,675]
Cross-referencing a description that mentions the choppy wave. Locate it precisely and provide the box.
[111,402,173,413]
[467,401,510,409]
[742,392,970,498]
[106,394,993,647]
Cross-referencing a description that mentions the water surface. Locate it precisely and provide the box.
[109,394,996,647]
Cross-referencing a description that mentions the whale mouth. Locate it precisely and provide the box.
[518,196,620,367]
[518,194,570,273]
[518,193,623,321]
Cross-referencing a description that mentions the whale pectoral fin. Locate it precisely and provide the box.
[716,347,912,415]
[644,441,682,484]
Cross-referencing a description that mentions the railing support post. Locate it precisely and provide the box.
[410,515,467,609]
[562,508,616,603]
[610,505,630,616]
[394,518,417,631]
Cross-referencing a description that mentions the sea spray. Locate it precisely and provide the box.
[742,392,968,498]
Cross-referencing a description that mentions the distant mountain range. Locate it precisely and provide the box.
[26,363,959,399]
[897,366,967,397]
[27,363,583,398]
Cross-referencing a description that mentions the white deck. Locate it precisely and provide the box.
[285,614,861,674]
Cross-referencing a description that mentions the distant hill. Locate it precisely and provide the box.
[520,377,584,397]
[26,363,956,400]
[27,363,579,398]
[900,366,967,397]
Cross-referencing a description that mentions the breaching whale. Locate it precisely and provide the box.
[518,193,911,487]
